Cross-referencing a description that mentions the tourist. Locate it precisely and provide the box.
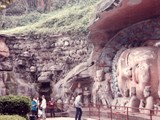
[40,95,47,120]
[36,97,42,118]
[31,97,38,116]
[48,97,56,117]
[74,92,83,120]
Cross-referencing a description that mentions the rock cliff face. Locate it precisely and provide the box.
[0,32,90,99]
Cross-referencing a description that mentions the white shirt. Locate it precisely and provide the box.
[41,98,47,109]
[74,95,83,108]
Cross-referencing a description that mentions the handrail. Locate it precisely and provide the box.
[53,103,160,120]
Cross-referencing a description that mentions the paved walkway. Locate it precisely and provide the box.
[45,117,114,120]
[46,117,96,120]
[46,117,75,120]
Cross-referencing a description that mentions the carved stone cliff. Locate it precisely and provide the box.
[87,0,160,110]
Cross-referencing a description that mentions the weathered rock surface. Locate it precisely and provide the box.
[0,32,89,98]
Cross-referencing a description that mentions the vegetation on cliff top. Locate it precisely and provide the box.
[0,0,100,35]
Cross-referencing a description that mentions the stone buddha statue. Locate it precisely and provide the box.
[139,86,154,114]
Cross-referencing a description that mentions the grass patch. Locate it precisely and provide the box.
[0,0,100,35]
[0,115,26,120]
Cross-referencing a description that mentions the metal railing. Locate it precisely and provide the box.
[86,104,160,120]
[58,103,160,120]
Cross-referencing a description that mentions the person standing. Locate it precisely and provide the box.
[48,98,56,117]
[31,97,38,116]
[36,97,41,118]
[74,93,83,120]
[40,95,47,120]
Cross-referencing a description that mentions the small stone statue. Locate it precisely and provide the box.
[111,88,129,110]
[120,88,130,110]
[74,82,83,97]
[92,77,101,107]
[128,87,140,112]
[83,87,90,106]
[63,85,73,104]
[105,73,113,106]
[92,71,112,108]
[139,86,154,114]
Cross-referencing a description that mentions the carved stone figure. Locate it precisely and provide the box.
[105,73,113,105]
[111,88,130,110]
[83,87,90,106]
[92,71,112,108]
[96,69,104,81]
[120,88,130,110]
[92,78,99,107]
[139,86,154,114]
[74,82,83,97]
[63,85,73,104]
[128,87,140,112]
[116,47,160,100]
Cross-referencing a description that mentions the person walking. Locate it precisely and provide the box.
[40,95,47,120]
[74,92,83,120]
[48,97,56,117]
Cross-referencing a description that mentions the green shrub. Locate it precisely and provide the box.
[0,115,26,120]
[0,95,31,116]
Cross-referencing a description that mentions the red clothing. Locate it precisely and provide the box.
[48,100,55,108]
